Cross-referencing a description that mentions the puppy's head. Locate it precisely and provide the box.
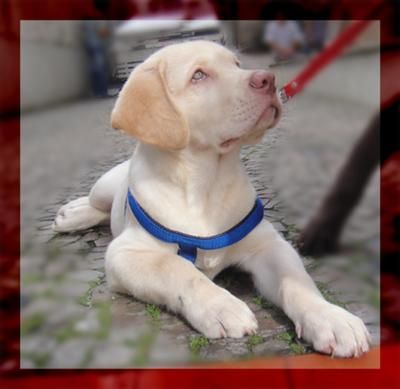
[111,41,281,153]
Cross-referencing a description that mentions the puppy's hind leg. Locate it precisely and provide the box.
[53,161,129,233]
[52,196,109,232]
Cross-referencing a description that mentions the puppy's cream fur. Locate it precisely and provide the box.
[53,41,371,357]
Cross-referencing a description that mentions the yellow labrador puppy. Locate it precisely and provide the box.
[53,41,370,357]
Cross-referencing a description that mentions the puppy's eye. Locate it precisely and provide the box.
[235,60,241,68]
[191,70,207,82]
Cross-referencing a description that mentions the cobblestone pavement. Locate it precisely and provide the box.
[21,60,379,368]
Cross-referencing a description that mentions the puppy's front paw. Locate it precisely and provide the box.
[296,303,371,358]
[188,289,258,339]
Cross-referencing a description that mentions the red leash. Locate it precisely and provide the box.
[279,2,383,103]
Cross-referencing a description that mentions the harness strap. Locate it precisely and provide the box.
[127,189,264,263]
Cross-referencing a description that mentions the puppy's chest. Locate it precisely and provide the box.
[193,248,227,273]
[126,202,230,271]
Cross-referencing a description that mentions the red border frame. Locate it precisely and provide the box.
[1,0,399,387]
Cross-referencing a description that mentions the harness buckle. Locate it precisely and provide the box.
[177,243,197,263]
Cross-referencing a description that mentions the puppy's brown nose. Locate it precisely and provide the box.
[249,71,276,94]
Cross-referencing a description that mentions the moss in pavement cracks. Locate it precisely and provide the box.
[303,256,320,272]
[124,304,162,367]
[247,334,264,352]
[22,273,44,285]
[79,347,95,368]
[368,289,380,309]
[45,244,63,261]
[290,342,307,355]
[21,312,46,336]
[126,328,159,367]
[252,295,263,307]
[95,301,112,339]
[22,351,51,368]
[145,303,161,322]
[276,331,292,343]
[252,295,274,310]
[276,330,308,355]
[54,320,80,343]
[39,287,56,299]
[54,301,111,342]
[77,276,106,307]
[283,222,299,240]
[189,335,209,355]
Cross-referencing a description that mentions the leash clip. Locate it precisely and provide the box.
[278,88,289,104]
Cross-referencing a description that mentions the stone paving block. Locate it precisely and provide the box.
[220,339,250,358]
[346,302,379,326]
[21,359,35,369]
[73,307,106,335]
[82,232,103,242]
[366,323,380,346]
[21,298,60,320]
[90,343,135,368]
[158,317,191,334]
[43,257,73,278]
[56,279,94,300]
[21,335,56,356]
[46,302,86,327]
[20,262,44,280]
[68,269,104,283]
[84,262,106,273]
[91,284,111,305]
[309,265,344,285]
[203,343,245,362]
[85,252,107,262]
[47,338,95,369]
[254,338,293,356]
[108,322,149,346]
[271,221,286,233]
[94,236,112,247]
[147,332,192,366]
[22,282,53,300]
[34,230,57,245]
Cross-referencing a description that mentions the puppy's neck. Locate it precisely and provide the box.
[130,142,255,234]
[133,142,249,201]
[134,142,240,186]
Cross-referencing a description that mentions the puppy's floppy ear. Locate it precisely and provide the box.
[111,60,189,150]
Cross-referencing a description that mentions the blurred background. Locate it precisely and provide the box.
[17,0,382,369]
[20,16,380,110]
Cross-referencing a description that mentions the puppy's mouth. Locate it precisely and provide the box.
[256,102,281,127]
[219,103,281,150]
[220,137,240,148]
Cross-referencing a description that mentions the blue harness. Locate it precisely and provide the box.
[127,189,264,263]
